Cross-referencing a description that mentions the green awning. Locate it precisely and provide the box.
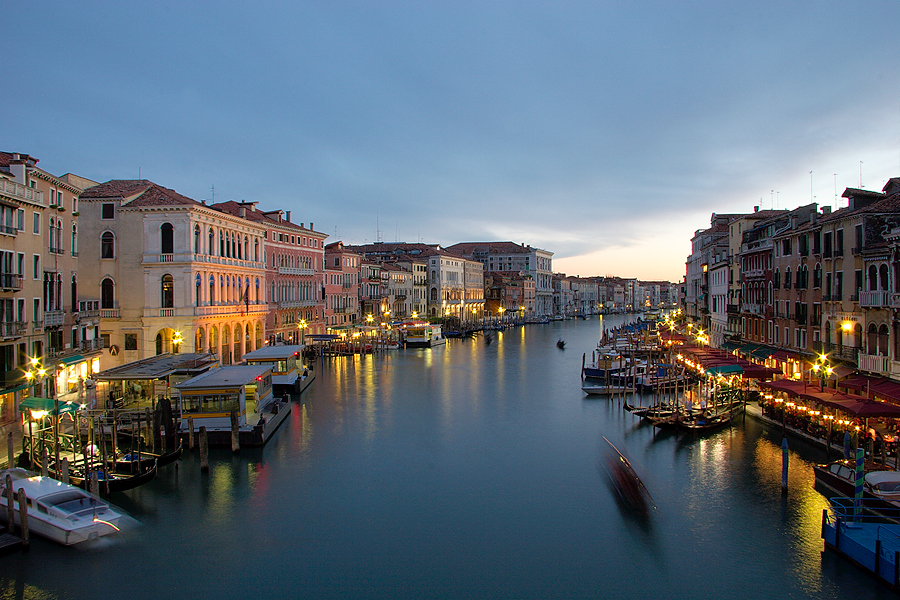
[751,346,773,360]
[705,364,744,375]
[18,397,81,415]
[737,344,761,357]
[0,382,33,396]
[57,354,85,366]
[720,341,741,351]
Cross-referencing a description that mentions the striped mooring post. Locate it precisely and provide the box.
[854,446,865,519]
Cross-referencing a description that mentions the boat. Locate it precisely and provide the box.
[72,459,158,495]
[601,437,654,517]
[581,352,629,382]
[404,324,446,347]
[582,383,629,396]
[675,404,743,433]
[812,459,900,515]
[114,441,183,474]
[0,468,129,545]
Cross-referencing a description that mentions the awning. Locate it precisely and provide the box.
[705,364,744,375]
[737,343,761,357]
[751,346,774,360]
[870,380,900,403]
[720,341,741,351]
[18,397,80,415]
[0,382,33,396]
[306,334,342,340]
[56,354,85,366]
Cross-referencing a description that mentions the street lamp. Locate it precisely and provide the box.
[172,330,183,354]
[298,319,308,345]
[811,353,833,391]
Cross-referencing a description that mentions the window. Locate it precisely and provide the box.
[101,203,115,219]
[124,334,138,351]
[32,213,39,234]
[101,333,111,348]
[101,232,115,259]
[71,224,77,255]
[15,209,23,231]
[161,223,174,254]
[101,278,115,309]
[161,274,174,308]
[32,255,39,279]
[194,225,201,254]
[33,298,40,322]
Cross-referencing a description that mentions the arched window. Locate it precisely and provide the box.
[209,274,216,304]
[879,324,890,356]
[868,323,878,354]
[219,231,225,256]
[194,225,201,254]
[814,263,822,288]
[255,278,260,303]
[869,265,878,291]
[195,273,202,307]
[161,223,174,254]
[71,224,77,255]
[101,232,115,259]
[243,236,248,261]
[48,217,55,252]
[70,274,77,310]
[161,274,174,308]
[196,328,204,353]
[254,239,259,262]
[155,333,163,355]
[101,278,115,309]
[880,264,889,291]
[209,228,215,255]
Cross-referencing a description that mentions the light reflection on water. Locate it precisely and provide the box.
[0,316,897,599]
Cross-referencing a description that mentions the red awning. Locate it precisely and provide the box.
[870,380,900,403]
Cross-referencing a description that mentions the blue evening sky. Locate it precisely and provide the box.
[4,2,900,281]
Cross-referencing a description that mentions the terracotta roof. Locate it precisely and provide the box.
[81,180,154,199]
[446,241,532,255]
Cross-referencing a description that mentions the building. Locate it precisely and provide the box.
[79,180,269,369]
[210,202,326,344]
[445,242,553,316]
[323,242,360,330]
[0,152,102,426]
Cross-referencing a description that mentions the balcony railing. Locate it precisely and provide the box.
[0,224,17,236]
[193,302,267,317]
[0,273,23,291]
[0,179,43,206]
[100,308,120,319]
[859,290,891,308]
[857,352,890,375]
[44,311,65,326]
[0,321,26,338]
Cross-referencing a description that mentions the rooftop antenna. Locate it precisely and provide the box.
[139,167,141,179]
[809,171,813,202]
[770,190,774,209]
[860,161,864,188]
[211,185,216,202]
[833,173,838,209]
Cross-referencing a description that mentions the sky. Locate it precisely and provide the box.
[4,2,900,282]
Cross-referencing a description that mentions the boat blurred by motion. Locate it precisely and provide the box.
[601,436,655,518]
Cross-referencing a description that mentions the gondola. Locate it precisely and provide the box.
[115,441,183,474]
[601,437,655,517]
[30,452,158,495]
[676,405,742,433]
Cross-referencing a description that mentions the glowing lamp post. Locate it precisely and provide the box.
[811,353,833,392]
[298,319,308,346]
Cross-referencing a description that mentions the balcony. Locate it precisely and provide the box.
[0,273,23,291]
[0,321,26,338]
[0,179,44,206]
[858,352,890,375]
[81,338,104,352]
[743,268,765,278]
[859,290,891,308]
[0,224,17,237]
[145,253,266,271]
[277,267,315,276]
[193,302,267,317]
[44,310,65,327]
[100,308,120,319]
[743,302,764,315]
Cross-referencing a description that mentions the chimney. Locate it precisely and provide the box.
[286,211,291,222]
[821,206,831,215]
[753,206,759,213]
[310,222,314,230]
[240,207,246,218]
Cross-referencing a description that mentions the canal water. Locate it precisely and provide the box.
[0,316,895,599]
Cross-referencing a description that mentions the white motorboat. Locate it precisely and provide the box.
[0,468,128,545]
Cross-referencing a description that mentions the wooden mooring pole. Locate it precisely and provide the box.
[199,426,209,472]
[5,474,14,534]
[6,432,12,469]
[16,487,28,549]
[188,417,195,451]
[230,410,240,453]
